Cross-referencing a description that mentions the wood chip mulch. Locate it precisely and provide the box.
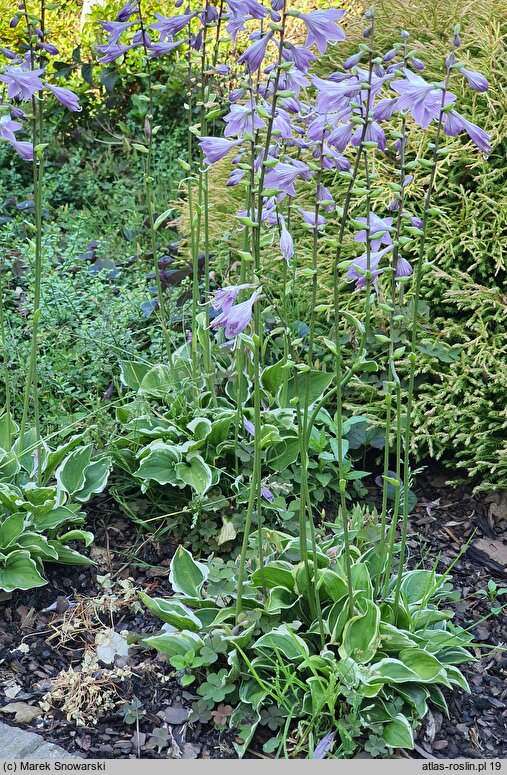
[0,472,506,759]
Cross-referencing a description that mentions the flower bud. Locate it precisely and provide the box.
[0,46,17,59]
[445,53,456,69]
[383,48,396,62]
[343,52,363,70]
[461,67,489,92]
[410,57,425,71]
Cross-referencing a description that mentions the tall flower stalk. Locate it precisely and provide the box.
[16,2,48,484]
[392,60,454,614]
[94,2,491,629]
[0,2,81,470]
[137,1,175,376]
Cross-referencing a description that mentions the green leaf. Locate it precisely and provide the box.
[217,517,236,546]
[186,417,212,441]
[239,681,267,711]
[0,449,20,479]
[132,143,149,154]
[266,437,300,471]
[395,684,429,718]
[169,546,209,597]
[398,648,443,681]
[379,623,419,651]
[252,624,309,662]
[224,372,250,404]
[265,586,298,613]
[339,600,381,663]
[427,684,448,714]
[19,429,48,474]
[251,561,295,591]
[138,592,202,631]
[58,530,94,547]
[99,67,119,93]
[174,454,213,494]
[368,658,421,684]
[43,433,87,484]
[261,359,286,397]
[0,413,18,451]
[47,542,94,566]
[153,208,174,231]
[286,370,333,406]
[75,457,111,502]
[81,63,93,84]
[143,630,204,657]
[0,483,23,513]
[418,343,460,363]
[120,361,151,391]
[398,569,436,603]
[56,445,92,496]
[382,713,414,749]
[317,569,348,603]
[0,550,47,592]
[140,364,174,397]
[32,506,82,532]
[207,414,234,446]
[350,562,373,605]
[16,533,59,560]
[444,665,470,692]
[328,598,351,642]
[135,443,181,485]
[230,704,261,758]
[0,513,25,549]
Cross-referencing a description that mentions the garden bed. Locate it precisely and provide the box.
[1,470,505,760]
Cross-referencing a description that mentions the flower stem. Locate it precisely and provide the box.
[138,3,174,375]
[392,72,451,613]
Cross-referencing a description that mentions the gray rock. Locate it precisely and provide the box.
[0,722,80,760]
[32,743,79,760]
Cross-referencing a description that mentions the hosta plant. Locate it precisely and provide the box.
[111,346,382,550]
[138,514,473,758]
[0,416,110,592]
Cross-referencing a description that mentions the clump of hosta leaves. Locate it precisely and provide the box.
[111,346,379,551]
[0,415,110,592]
[138,509,473,759]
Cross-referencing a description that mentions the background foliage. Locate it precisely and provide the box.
[178,0,507,490]
[0,0,505,490]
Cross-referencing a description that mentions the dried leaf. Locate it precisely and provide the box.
[95,628,129,664]
[4,683,22,699]
[0,702,42,723]
[217,517,236,546]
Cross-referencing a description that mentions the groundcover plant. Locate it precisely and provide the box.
[0,0,495,760]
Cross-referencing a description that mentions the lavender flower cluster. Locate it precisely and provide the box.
[95,1,491,339]
[0,12,81,160]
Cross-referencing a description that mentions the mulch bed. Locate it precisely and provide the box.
[0,470,506,759]
[405,469,507,760]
